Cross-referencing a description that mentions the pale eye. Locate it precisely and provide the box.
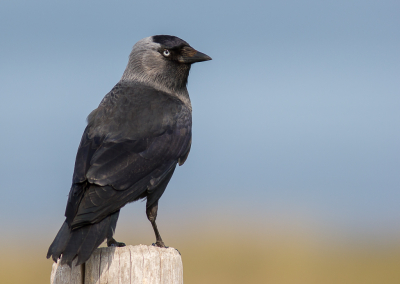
[163,49,170,57]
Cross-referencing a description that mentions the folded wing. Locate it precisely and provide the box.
[65,83,192,230]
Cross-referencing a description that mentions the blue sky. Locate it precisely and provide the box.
[1,0,399,242]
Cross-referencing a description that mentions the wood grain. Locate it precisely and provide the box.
[51,245,183,284]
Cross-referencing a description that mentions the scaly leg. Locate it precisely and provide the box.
[146,200,167,247]
[106,210,126,247]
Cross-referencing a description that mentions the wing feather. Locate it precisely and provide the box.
[65,82,191,229]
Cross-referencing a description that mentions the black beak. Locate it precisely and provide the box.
[178,47,212,64]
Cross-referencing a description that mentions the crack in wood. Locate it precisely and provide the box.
[51,245,182,284]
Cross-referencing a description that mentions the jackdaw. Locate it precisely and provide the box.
[47,35,211,266]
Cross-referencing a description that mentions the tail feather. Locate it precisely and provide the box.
[60,223,92,266]
[76,215,111,265]
[47,211,120,267]
[47,221,71,262]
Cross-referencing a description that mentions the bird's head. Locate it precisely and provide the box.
[121,35,211,94]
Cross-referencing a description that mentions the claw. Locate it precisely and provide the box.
[110,242,126,247]
[151,243,180,254]
[107,237,126,247]
[152,242,168,248]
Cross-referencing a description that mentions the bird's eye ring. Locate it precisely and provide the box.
[163,49,170,57]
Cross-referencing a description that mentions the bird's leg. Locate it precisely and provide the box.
[146,201,167,248]
[106,210,125,247]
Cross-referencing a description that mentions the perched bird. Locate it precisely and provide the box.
[47,35,211,266]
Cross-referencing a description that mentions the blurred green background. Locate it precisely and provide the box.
[1,0,399,283]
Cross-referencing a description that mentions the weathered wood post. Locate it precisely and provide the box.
[50,245,183,284]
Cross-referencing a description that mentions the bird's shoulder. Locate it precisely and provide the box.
[86,82,191,141]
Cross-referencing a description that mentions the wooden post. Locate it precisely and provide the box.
[50,245,183,284]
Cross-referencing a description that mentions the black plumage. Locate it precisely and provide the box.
[47,35,211,266]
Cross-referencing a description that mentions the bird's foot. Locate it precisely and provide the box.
[107,238,126,247]
[152,241,168,248]
[151,242,180,254]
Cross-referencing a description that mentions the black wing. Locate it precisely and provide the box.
[65,83,192,229]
